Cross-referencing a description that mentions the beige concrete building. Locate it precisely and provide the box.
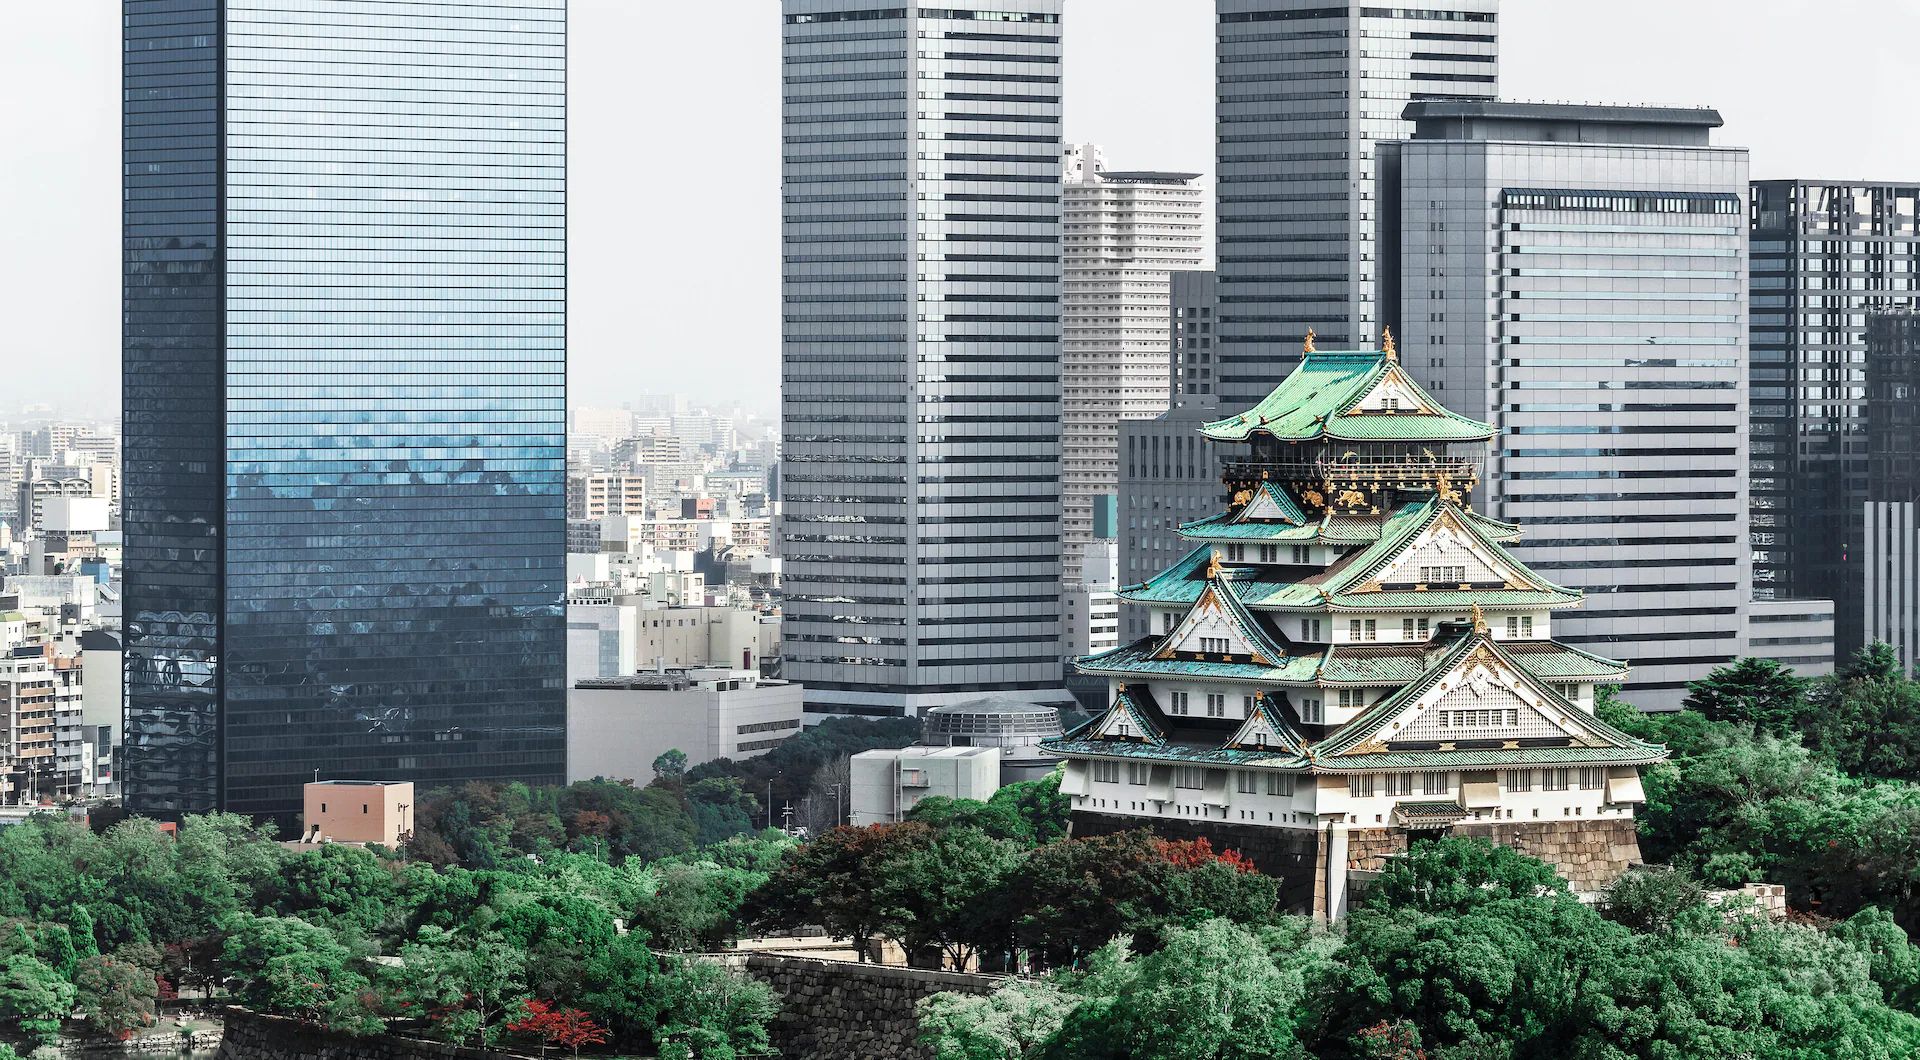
[301,780,416,846]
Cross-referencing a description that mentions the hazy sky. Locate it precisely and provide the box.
[7,0,1919,419]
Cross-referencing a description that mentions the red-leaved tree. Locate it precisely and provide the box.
[507,999,610,1059]
[1151,835,1257,872]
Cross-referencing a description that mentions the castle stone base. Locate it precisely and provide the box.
[1069,811,1645,915]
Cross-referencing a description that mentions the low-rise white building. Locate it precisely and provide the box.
[567,669,804,782]
[849,745,1002,827]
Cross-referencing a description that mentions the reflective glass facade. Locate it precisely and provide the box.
[124,0,567,820]
[1749,181,1920,655]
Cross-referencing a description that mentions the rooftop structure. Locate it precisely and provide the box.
[1043,338,1664,919]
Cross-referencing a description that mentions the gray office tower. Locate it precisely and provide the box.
[1214,0,1497,409]
[1751,182,1920,657]
[1381,101,1834,711]
[779,3,1069,716]
[122,0,567,820]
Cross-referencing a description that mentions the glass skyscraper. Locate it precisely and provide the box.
[123,0,567,820]
[779,2,1068,717]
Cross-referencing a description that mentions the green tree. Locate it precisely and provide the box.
[268,844,399,938]
[219,913,362,1022]
[1359,837,1567,915]
[653,749,689,783]
[635,861,764,952]
[1041,920,1329,1060]
[577,932,662,1049]
[748,824,907,961]
[652,956,777,1060]
[1681,656,1809,735]
[985,770,1072,846]
[0,952,75,1049]
[872,824,1022,969]
[72,955,157,1040]
[1596,869,1707,935]
[392,927,527,1047]
[919,977,1077,1060]
[1807,649,1920,781]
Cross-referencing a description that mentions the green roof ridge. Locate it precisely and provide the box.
[1200,349,1494,444]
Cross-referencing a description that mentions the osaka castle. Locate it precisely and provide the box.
[1044,333,1665,918]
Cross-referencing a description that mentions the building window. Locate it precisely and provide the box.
[1126,763,1149,785]
[1443,708,1518,728]
[1091,760,1120,784]
[1300,618,1322,640]
[1243,694,1256,714]
[1420,564,1467,584]
[1292,545,1310,563]
[1338,689,1365,710]
[1505,769,1533,792]
[1578,767,1605,790]
[1423,772,1451,796]
[1266,773,1295,796]
[1300,696,1324,723]
[1206,693,1226,717]
[1259,544,1277,563]
[1175,766,1205,790]
[1383,773,1414,796]
[1236,770,1259,794]
[1349,618,1378,641]
[1170,691,1189,715]
[1505,615,1536,638]
[1348,775,1375,798]
[1227,544,1245,561]
[1543,768,1570,791]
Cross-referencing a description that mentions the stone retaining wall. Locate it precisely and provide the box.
[216,1008,521,1060]
[743,953,1000,1060]
[1452,817,1643,892]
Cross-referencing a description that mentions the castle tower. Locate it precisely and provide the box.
[1042,335,1664,918]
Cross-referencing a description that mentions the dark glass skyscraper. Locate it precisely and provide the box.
[123,0,567,820]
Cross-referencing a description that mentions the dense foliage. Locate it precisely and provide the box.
[0,812,785,1056]
[920,838,1920,1060]
[749,768,1269,972]
[1600,644,1920,928]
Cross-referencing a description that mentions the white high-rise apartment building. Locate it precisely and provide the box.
[1383,101,1784,709]
[779,3,1069,716]
[1061,144,1206,587]
[1214,0,1498,409]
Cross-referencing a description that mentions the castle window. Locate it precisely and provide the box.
[1226,544,1245,561]
[1419,564,1466,584]
[1383,773,1414,796]
[1126,763,1149,785]
[1423,773,1451,796]
[1292,545,1310,563]
[1338,689,1365,710]
[1577,767,1605,790]
[1259,544,1277,563]
[1206,693,1226,717]
[1505,769,1533,791]
[1175,767,1205,790]
[1348,775,1375,798]
[1170,691,1190,715]
[1300,697,1324,723]
[1349,618,1378,642]
[1266,773,1295,796]
[1236,771,1259,794]
[1091,761,1120,784]
[1543,768,1570,791]
[1300,618,1323,641]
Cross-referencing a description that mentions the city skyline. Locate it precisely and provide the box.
[10,0,1920,416]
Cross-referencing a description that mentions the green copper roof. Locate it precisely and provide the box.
[1311,631,1662,766]
[1043,736,1307,768]
[1200,349,1494,444]
[1078,639,1322,683]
